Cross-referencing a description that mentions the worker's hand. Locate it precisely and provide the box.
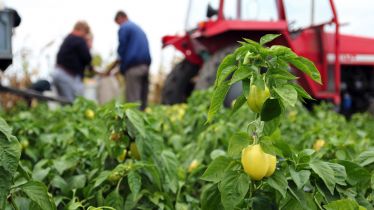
[97,60,120,77]
[95,68,119,77]
[105,60,120,72]
[95,71,108,77]
[108,69,120,76]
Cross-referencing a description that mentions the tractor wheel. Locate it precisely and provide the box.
[195,46,237,90]
[195,45,241,107]
[161,59,200,105]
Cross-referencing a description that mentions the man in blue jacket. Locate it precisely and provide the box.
[114,11,151,110]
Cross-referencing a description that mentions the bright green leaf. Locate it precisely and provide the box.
[243,51,252,64]
[20,181,56,210]
[53,157,78,175]
[200,184,224,210]
[125,193,143,210]
[126,109,146,138]
[0,118,14,140]
[289,167,311,190]
[289,83,313,100]
[286,186,318,210]
[0,118,21,209]
[274,85,298,107]
[218,171,250,210]
[288,57,322,84]
[310,159,336,194]
[260,34,281,45]
[66,199,83,210]
[201,156,232,183]
[210,149,226,160]
[234,44,255,60]
[259,136,277,155]
[143,165,162,191]
[267,170,288,198]
[337,160,371,187]
[242,78,251,97]
[252,73,265,90]
[93,171,111,188]
[104,189,124,210]
[67,175,86,190]
[231,94,247,114]
[32,168,49,182]
[128,170,142,199]
[243,38,262,49]
[355,195,371,210]
[357,150,374,167]
[215,54,236,86]
[269,68,298,80]
[17,163,31,181]
[207,81,231,123]
[270,45,297,59]
[50,175,68,193]
[327,163,347,186]
[324,199,360,210]
[0,122,21,175]
[0,167,12,209]
[263,116,281,136]
[228,132,251,157]
[229,65,254,85]
[159,151,179,193]
[176,203,189,210]
[272,136,293,158]
[217,66,237,86]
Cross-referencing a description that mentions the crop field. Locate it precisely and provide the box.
[0,35,373,210]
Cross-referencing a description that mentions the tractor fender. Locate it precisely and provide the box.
[162,35,203,65]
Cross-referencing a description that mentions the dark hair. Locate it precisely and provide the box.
[115,11,127,21]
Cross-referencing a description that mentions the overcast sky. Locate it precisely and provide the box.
[3,0,374,79]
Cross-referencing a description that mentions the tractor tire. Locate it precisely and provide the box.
[195,45,237,90]
[161,59,200,105]
[195,45,241,107]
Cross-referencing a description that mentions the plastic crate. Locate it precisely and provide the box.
[0,10,13,70]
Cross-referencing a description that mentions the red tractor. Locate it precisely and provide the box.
[161,0,374,113]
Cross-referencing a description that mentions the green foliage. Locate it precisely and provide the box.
[207,34,321,123]
[0,91,373,209]
[218,171,250,209]
[0,118,55,210]
[20,181,56,210]
[203,35,373,210]
[0,35,372,210]
[324,199,362,210]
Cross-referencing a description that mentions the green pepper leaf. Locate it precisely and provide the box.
[287,56,321,84]
[201,156,232,183]
[260,34,281,46]
[207,81,231,123]
[274,85,298,107]
[261,98,282,121]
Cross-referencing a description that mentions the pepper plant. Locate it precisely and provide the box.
[202,34,371,210]
[0,118,56,210]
